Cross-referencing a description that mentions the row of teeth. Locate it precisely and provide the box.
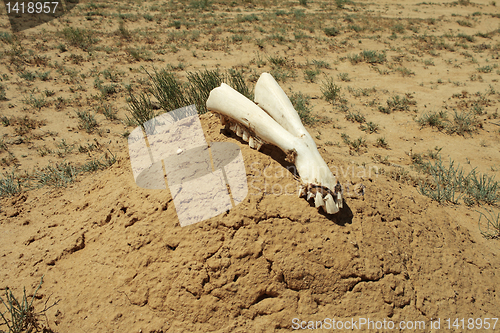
[214,112,342,214]
[215,113,263,151]
[298,184,343,214]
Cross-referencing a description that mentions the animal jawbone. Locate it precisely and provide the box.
[206,73,342,214]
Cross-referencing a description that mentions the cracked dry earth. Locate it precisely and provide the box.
[1,113,500,333]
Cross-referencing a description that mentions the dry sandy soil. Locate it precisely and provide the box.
[1,0,500,332]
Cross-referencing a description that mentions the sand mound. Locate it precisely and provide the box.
[1,113,499,332]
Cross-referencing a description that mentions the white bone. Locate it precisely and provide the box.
[230,122,237,132]
[206,73,340,214]
[255,73,315,145]
[324,193,339,214]
[314,191,324,208]
[242,130,249,142]
[307,191,315,201]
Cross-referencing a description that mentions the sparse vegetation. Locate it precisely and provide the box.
[478,209,500,238]
[413,154,499,206]
[76,110,98,133]
[416,110,481,136]
[341,133,367,154]
[374,137,389,148]
[416,110,448,130]
[320,77,341,104]
[379,94,416,113]
[290,92,317,125]
[360,121,380,133]
[345,111,365,123]
[61,27,98,51]
[349,50,386,64]
[1,1,500,331]
[0,276,58,333]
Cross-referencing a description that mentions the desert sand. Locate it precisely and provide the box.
[1,0,500,332]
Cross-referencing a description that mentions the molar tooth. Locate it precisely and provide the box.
[336,192,343,209]
[249,136,256,149]
[236,125,243,137]
[314,192,324,208]
[255,141,263,151]
[324,193,339,214]
[307,191,315,201]
[242,130,249,142]
[230,123,237,132]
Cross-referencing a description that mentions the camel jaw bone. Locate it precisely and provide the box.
[206,73,342,214]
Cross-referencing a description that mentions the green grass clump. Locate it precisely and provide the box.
[126,91,157,128]
[185,69,226,113]
[0,84,6,101]
[128,68,252,124]
[146,68,189,113]
[0,152,116,197]
[311,59,330,69]
[416,110,448,130]
[445,111,481,136]
[457,20,473,27]
[466,171,499,205]
[268,55,287,67]
[478,209,500,239]
[76,110,98,133]
[0,171,22,197]
[189,0,211,9]
[414,155,499,205]
[416,158,468,204]
[379,94,416,113]
[374,137,389,148]
[97,103,118,120]
[290,92,317,125]
[324,27,340,37]
[362,50,386,64]
[345,111,365,123]
[348,50,386,64]
[0,276,57,333]
[417,110,481,136]
[0,32,13,44]
[341,133,367,154]
[477,65,493,73]
[360,121,379,133]
[338,72,350,82]
[33,162,79,188]
[237,14,259,22]
[23,94,47,111]
[304,69,320,83]
[61,27,98,51]
[320,77,341,104]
